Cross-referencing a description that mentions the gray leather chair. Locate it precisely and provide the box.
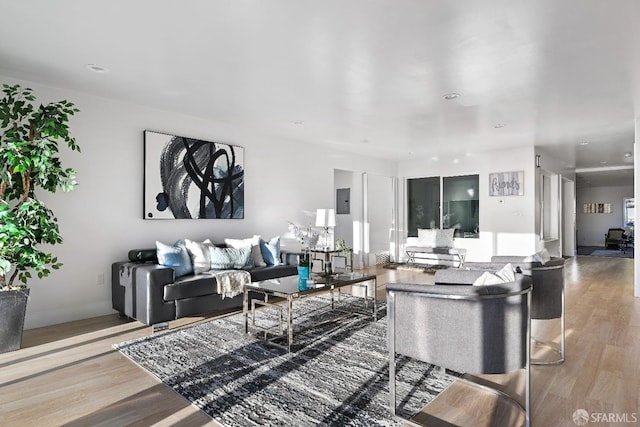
[387,273,532,427]
[465,256,566,365]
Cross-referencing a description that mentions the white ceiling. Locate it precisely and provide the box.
[0,0,638,186]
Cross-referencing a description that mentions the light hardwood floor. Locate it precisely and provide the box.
[0,256,638,426]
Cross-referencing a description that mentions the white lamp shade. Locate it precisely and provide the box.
[315,208,336,227]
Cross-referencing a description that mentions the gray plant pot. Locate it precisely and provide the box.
[0,288,29,353]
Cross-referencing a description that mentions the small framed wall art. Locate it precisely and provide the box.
[583,203,612,214]
[489,171,524,196]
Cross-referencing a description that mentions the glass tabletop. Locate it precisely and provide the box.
[247,272,376,295]
[309,249,341,254]
[313,272,376,285]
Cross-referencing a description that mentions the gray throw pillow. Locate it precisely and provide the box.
[209,246,252,270]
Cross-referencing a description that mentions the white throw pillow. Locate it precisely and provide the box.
[523,248,551,265]
[435,228,455,247]
[472,271,505,286]
[473,263,515,286]
[185,238,214,274]
[494,263,516,282]
[224,236,266,267]
[417,228,455,248]
[538,248,551,264]
[417,229,437,247]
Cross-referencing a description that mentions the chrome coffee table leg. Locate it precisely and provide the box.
[287,297,294,353]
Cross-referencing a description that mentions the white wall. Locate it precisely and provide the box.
[333,171,396,266]
[1,76,395,329]
[576,185,633,246]
[365,173,394,263]
[333,169,366,269]
[334,169,357,253]
[635,120,640,298]
[397,146,537,262]
[562,179,577,256]
[534,148,577,257]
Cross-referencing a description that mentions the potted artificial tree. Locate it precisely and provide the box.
[0,84,80,353]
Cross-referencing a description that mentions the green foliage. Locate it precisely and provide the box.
[336,239,352,254]
[0,84,80,289]
[298,251,310,267]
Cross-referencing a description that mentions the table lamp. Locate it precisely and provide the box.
[315,208,336,250]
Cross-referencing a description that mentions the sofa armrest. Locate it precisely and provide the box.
[131,264,177,326]
[280,250,304,266]
[434,269,485,285]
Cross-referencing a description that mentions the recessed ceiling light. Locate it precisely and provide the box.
[443,92,460,100]
[624,152,632,158]
[493,123,506,129]
[85,63,108,73]
[579,141,590,146]
[453,158,460,164]
[600,161,608,164]
[431,155,439,161]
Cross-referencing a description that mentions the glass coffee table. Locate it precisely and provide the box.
[243,272,377,352]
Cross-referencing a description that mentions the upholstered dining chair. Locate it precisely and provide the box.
[490,256,565,365]
[605,228,627,250]
[387,274,532,427]
[463,256,566,365]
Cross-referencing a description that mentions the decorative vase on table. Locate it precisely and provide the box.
[297,251,310,290]
[297,266,310,291]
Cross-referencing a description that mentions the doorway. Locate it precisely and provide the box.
[333,169,397,269]
[562,178,576,257]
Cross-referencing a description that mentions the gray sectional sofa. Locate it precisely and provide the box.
[111,246,299,328]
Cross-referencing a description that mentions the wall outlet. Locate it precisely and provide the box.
[96,272,105,286]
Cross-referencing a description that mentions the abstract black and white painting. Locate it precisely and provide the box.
[144,131,244,219]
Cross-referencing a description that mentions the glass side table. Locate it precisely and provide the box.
[309,249,340,274]
[331,252,353,272]
[309,249,353,273]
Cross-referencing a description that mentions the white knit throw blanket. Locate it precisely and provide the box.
[210,270,252,299]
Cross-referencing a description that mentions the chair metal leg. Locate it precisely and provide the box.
[526,290,531,427]
[388,291,396,416]
[532,282,565,365]
[460,286,531,426]
[459,291,530,426]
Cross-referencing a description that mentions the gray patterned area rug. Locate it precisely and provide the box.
[114,296,456,426]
